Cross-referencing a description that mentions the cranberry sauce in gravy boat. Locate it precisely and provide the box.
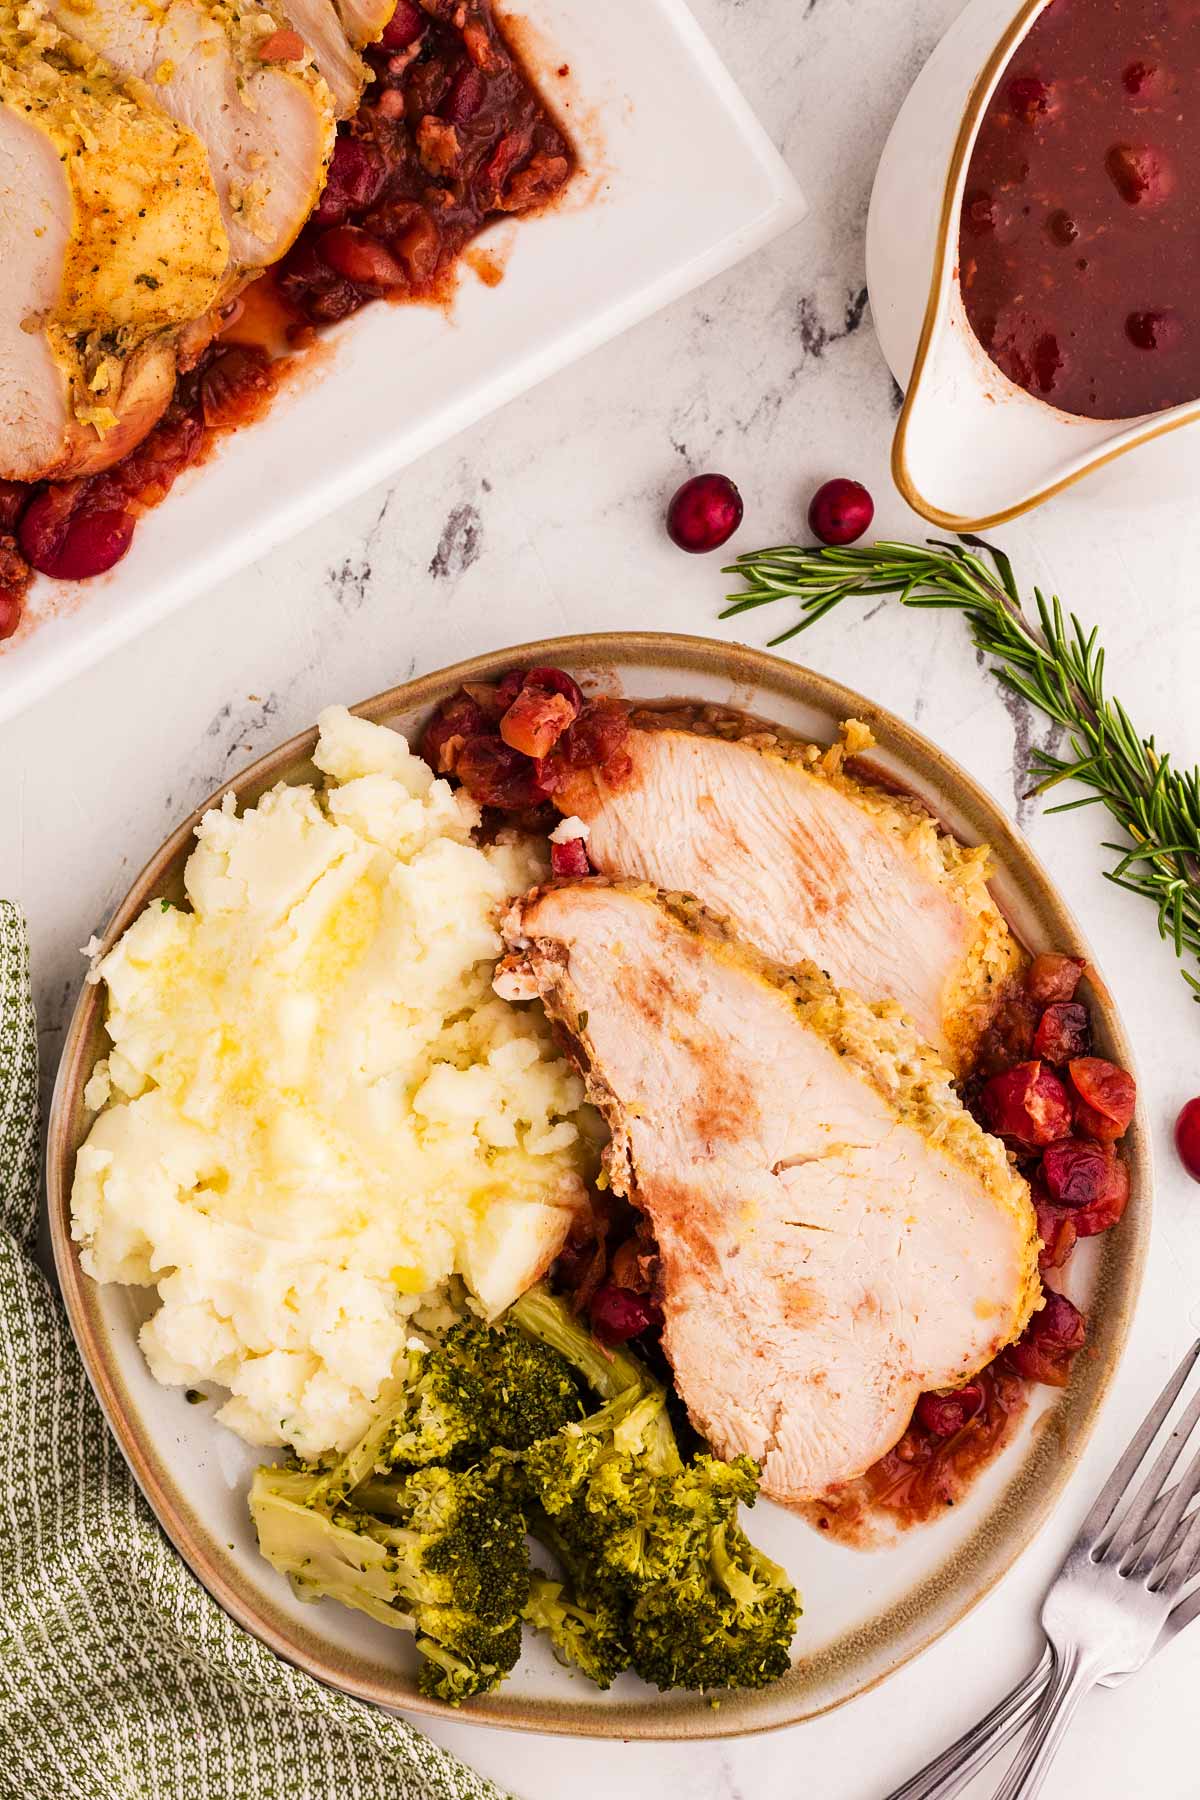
[867,0,1200,528]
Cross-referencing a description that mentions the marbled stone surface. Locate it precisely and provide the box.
[3,0,1200,1794]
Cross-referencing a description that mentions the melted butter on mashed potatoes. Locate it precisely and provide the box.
[71,707,592,1459]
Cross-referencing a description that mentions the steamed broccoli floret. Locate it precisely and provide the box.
[625,1507,800,1692]
[253,1288,800,1704]
[523,1575,629,1690]
[378,1320,588,1471]
[250,1455,530,1702]
[512,1289,800,1694]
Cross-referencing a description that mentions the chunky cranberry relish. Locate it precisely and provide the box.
[859,951,1135,1531]
[0,0,573,641]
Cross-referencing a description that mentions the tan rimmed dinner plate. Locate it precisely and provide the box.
[47,632,1150,1740]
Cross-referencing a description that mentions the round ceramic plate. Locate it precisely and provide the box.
[47,632,1150,1740]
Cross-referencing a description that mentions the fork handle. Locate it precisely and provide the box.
[882,1647,1053,1800]
[990,1647,1099,1800]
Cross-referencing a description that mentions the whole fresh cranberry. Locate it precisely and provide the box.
[666,473,744,554]
[1176,1098,1200,1184]
[808,478,874,547]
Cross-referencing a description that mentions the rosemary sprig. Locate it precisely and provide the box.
[722,537,1200,1000]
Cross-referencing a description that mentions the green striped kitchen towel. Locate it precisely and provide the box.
[0,900,509,1800]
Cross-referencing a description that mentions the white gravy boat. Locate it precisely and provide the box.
[866,0,1200,528]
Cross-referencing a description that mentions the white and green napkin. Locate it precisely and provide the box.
[0,900,509,1800]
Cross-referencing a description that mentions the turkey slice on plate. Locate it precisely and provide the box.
[0,16,229,481]
[501,880,1040,1503]
[555,704,1022,1076]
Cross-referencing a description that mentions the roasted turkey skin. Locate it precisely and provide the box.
[556,705,1024,1077]
[501,881,1041,1504]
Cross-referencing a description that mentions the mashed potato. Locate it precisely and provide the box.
[71,707,593,1458]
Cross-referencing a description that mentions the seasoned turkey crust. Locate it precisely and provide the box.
[556,704,1024,1076]
[502,880,1041,1504]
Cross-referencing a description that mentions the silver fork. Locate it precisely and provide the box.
[885,1340,1200,1800]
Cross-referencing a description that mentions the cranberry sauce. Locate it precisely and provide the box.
[959,0,1200,419]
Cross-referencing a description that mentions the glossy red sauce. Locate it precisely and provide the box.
[959,0,1200,419]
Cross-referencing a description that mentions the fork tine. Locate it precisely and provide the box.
[1156,1476,1200,1600]
[1122,1412,1200,1577]
[1075,1340,1200,1548]
[1104,1380,1200,1564]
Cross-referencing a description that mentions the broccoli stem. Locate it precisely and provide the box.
[509,1286,681,1476]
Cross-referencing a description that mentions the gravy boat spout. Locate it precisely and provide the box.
[866,0,1200,529]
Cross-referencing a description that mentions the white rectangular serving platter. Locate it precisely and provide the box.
[0,0,805,725]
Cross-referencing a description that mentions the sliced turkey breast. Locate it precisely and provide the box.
[0,17,228,482]
[46,0,335,268]
[501,881,1040,1503]
[333,0,392,45]
[273,0,366,111]
[558,706,1022,1076]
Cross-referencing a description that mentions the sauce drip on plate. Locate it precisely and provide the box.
[959,0,1200,420]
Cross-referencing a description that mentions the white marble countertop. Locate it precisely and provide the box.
[4,0,1200,1794]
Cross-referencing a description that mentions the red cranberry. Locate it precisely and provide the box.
[313,136,387,226]
[981,1062,1074,1148]
[501,687,578,759]
[199,345,275,431]
[1034,1196,1077,1271]
[1032,1002,1089,1065]
[523,667,585,712]
[455,736,549,809]
[666,473,744,554]
[442,64,486,125]
[916,1383,984,1437]
[1041,1137,1112,1208]
[550,837,591,879]
[808,477,874,547]
[1073,1155,1130,1238]
[0,587,21,641]
[1106,143,1174,207]
[1175,1098,1200,1184]
[1126,309,1183,352]
[317,225,407,289]
[1026,953,1085,1005]
[588,1283,662,1346]
[1069,1058,1137,1143]
[1008,76,1055,124]
[379,0,424,49]
[1007,1292,1086,1388]
[422,690,489,775]
[18,491,135,581]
